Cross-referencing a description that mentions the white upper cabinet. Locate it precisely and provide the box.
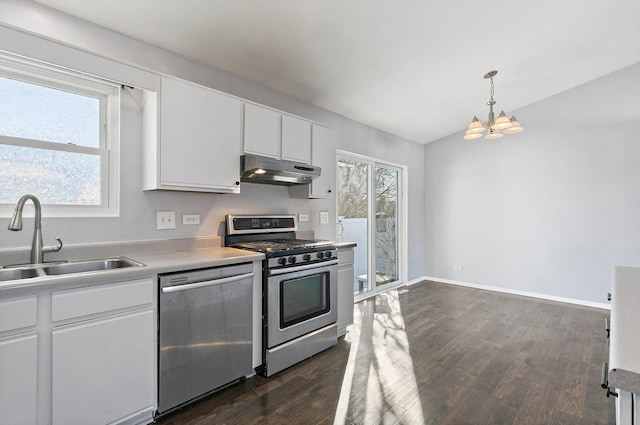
[290,124,334,199]
[143,76,243,193]
[243,103,281,159]
[281,115,312,164]
[243,103,312,165]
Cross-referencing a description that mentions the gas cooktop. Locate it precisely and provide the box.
[229,238,334,254]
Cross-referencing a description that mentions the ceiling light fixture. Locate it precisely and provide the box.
[464,70,524,140]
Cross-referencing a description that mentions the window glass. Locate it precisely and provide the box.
[0,145,101,205]
[0,76,100,148]
[0,54,119,217]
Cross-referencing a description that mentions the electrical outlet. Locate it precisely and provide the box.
[182,214,200,225]
[320,211,329,224]
[157,211,176,230]
[453,265,464,271]
[298,213,309,222]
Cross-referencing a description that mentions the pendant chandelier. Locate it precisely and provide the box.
[464,70,524,140]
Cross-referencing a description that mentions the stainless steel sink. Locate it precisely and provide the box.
[0,267,45,282]
[0,257,145,282]
[41,257,145,276]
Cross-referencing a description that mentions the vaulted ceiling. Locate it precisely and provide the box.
[32,0,640,144]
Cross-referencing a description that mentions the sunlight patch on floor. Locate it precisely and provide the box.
[333,289,425,425]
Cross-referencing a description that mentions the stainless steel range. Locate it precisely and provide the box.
[225,214,338,377]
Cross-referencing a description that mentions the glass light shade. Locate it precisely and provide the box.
[493,111,513,129]
[502,116,524,134]
[485,128,503,139]
[466,116,486,134]
[464,132,483,140]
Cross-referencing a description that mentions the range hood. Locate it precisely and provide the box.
[240,154,321,186]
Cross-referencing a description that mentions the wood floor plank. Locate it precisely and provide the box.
[156,281,615,425]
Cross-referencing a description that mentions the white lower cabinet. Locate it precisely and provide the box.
[0,332,38,425]
[0,294,38,425]
[52,309,154,425]
[51,278,155,425]
[0,278,156,425]
[337,246,355,336]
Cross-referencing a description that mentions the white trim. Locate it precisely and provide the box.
[406,276,428,286]
[336,149,406,170]
[420,276,611,310]
[354,280,406,303]
[336,150,409,300]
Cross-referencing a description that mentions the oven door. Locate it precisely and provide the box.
[267,260,338,348]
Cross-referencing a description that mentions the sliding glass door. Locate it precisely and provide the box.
[337,153,403,299]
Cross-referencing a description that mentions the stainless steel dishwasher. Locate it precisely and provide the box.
[158,262,254,414]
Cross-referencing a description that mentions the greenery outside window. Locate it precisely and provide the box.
[0,54,120,217]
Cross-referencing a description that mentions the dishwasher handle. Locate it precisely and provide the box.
[162,272,255,293]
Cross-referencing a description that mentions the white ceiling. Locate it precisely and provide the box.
[33,0,640,144]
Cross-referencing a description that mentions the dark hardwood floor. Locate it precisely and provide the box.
[155,281,615,424]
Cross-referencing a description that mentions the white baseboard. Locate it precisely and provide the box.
[411,276,610,310]
[406,276,428,286]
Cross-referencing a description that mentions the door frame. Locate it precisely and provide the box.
[336,150,408,302]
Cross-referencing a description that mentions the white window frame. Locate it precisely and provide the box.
[336,150,408,302]
[0,53,120,218]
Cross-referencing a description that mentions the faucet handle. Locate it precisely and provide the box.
[43,237,63,254]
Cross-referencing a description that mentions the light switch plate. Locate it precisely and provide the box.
[298,213,309,222]
[156,211,176,230]
[320,211,329,224]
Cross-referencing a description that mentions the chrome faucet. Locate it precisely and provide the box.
[8,194,63,264]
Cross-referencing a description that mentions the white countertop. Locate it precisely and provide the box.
[609,266,640,394]
[0,246,264,296]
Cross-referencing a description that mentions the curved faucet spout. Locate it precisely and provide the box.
[8,194,61,264]
[9,194,42,231]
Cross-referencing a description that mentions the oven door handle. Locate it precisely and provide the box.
[162,272,255,293]
[269,259,339,276]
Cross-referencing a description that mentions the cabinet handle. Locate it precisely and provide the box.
[608,292,611,301]
[236,181,240,185]
[605,318,610,338]
[328,189,332,193]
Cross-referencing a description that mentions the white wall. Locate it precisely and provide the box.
[0,1,425,281]
[424,62,640,303]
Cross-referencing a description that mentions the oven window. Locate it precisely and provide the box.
[280,272,330,328]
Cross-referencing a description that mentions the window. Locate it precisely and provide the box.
[0,54,120,217]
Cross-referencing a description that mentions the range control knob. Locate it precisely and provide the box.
[316,252,325,259]
[288,256,297,264]
[303,254,311,262]
[278,257,287,266]
[325,251,333,258]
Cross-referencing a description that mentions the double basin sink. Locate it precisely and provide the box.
[0,257,145,283]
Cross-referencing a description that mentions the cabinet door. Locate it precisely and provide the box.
[52,310,155,425]
[0,333,38,424]
[310,124,334,198]
[160,77,242,192]
[288,124,334,199]
[281,115,311,164]
[337,249,355,336]
[244,103,281,159]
